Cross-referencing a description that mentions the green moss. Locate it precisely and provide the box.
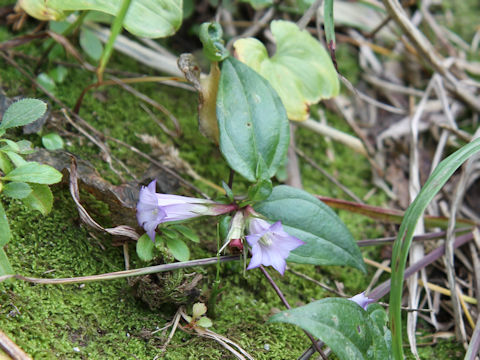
[0,21,462,360]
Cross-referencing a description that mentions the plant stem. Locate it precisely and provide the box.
[96,0,133,82]
[259,265,328,360]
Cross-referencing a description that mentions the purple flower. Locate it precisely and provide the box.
[137,180,236,241]
[348,292,375,310]
[246,218,305,275]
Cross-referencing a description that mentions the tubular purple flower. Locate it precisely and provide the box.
[246,217,304,275]
[137,180,236,241]
[348,292,375,310]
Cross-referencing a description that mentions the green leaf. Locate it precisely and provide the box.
[166,237,190,262]
[0,248,13,276]
[48,65,68,83]
[36,73,57,95]
[389,136,480,359]
[0,139,19,152]
[45,0,183,38]
[4,151,27,168]
[0,152,13,174]
[17,0,65,21]
[21,184,54,215]
[3,182,32,199]
[218,215,231,242]
[196,317,213,328]
[240,0,273,9]
[247,178,272,202]
[79,28,104,61]
[136,233,155,261]
[173,225,199,243]
[199,22,229,62]
[42,133,64,150]
[217,57,290,182]
[269,298,391,360]
[3,162,62,184]
[15,140,35,154]
[0,202,11,247]
[367,304,392,359]
[0,99,46,130]
[192,302,207,318]
[254,185,366,272]
[234,20,339,121]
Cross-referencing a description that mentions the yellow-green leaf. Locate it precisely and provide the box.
[234,20,339,121]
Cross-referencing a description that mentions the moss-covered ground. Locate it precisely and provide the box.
[0,11,466,359]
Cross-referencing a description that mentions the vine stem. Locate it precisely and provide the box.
[259,265,328,360]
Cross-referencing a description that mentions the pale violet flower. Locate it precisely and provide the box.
[246,218,305,275]
[348,292,375,310]
[137,180,236,241]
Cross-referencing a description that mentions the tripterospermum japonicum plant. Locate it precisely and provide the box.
[135,21,393,360]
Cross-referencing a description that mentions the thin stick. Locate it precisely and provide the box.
[259,266,328,360]
[0,330,32,360]
[0,255,240,284]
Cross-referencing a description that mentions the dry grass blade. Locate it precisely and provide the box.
[382,0,480,112]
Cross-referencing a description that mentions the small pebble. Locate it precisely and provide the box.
[264,344,270,351]
[73,347,80,353]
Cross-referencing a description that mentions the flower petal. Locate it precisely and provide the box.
[247,244,263,270]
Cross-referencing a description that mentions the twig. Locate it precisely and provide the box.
[295,147,363,203]
[259,265,328,360]
[296,118,368,157]
[0,255,240,284]
[226,7,275,49]
[288,268,344,296]
[286,125,302,189]
[297,0,323,30]
[0,330,32,360]
[105,136,210,199]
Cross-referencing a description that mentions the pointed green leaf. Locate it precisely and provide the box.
[136,233,155,261]
[0,152,13,174]
[44,0,182,38]
[4,151,27,168]
[37,73,57,94]
[270,298,391,360]
[0,139,19,152]
[165,237,190,262]
[79,28,104,61]
[234,20,339,121]
[3,182,32,199]
[0,99,47,130]
[21,184,54,215]
[0,248,13,276]
[254,185,366,272]
[0,202,11,247]
[217,57,290,182]
[3,162,62,184]
[173,225,199,243]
